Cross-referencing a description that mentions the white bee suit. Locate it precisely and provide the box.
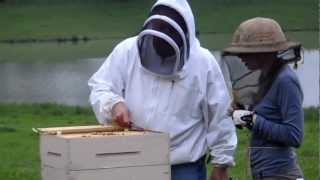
[88,0,237,166]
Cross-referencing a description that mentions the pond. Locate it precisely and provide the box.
[0,32,318,107]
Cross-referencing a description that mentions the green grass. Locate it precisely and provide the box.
[0,30,316,63]
[0,38,121,62]
[0,31,316,63]
[0,104,318,179]
[0,2,152,39]
[0,0,317,39]
[0,104,96,180]
[0,0,317,63]
[192,0,318,33]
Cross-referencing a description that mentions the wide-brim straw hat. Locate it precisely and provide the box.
[223,17,301,55]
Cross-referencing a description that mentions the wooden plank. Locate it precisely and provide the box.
[36,125,124,135]
[60,131,148,138]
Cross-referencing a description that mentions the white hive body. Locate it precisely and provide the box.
[37,125,170,180]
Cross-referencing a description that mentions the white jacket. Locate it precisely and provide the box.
[88,0,237,166]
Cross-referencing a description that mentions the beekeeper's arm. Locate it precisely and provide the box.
[205,66,237,168]
[88,42,128,125]
[252,77,304,147]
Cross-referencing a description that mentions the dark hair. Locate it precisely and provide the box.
[252,59,285,107]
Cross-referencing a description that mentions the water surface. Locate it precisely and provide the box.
[0,32,318,107]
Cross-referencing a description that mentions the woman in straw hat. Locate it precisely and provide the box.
[223,17,304,180]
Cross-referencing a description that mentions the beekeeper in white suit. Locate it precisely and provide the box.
[88,0,236,179]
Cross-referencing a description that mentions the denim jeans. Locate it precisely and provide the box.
[171,156,206,180]
[253,164,304,180]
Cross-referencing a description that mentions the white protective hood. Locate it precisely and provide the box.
[137,0,202,79]
[151,0,200,50]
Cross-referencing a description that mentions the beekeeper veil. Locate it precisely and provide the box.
[137,2,190,78]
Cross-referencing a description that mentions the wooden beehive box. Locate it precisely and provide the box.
[37,125,170,180]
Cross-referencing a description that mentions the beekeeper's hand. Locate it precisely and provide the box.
[210,167,229,180]
[111,102,132,128]
[232,110,256,130]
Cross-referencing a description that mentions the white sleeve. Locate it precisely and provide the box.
[204,62,237,167]
[88,43,127,125]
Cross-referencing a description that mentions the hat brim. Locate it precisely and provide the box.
[223,41,301,55]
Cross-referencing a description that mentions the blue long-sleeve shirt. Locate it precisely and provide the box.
[250,65,304,177]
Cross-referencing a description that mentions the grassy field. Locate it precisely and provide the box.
[0,0,318,63]
[0,104,318,179]
[0,0,317,39]
[0,30,317,63]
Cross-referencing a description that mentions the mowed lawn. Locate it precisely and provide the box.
[0,0,318,64]
[0,0,317,39]
[0,104,318,179]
